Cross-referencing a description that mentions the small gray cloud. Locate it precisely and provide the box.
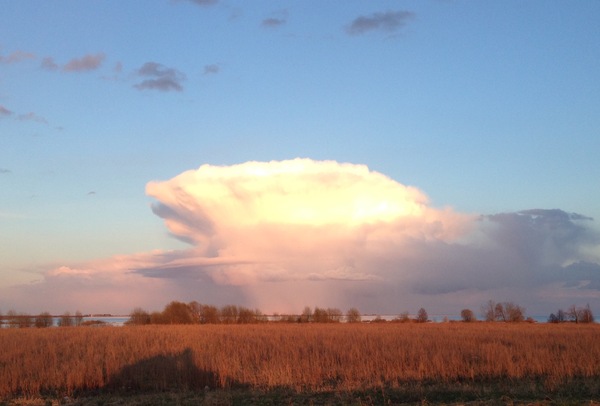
[0,168,11,174]
[186,0,217,5]
[40,57,58,71]
[134,62,186,92]
[346,10,414,35]
[262,17,286,28]
[0,50,35,64]
[0,105,13,117]
[62,53,105,72]
[203,64,220,75]
[261,9,287,28]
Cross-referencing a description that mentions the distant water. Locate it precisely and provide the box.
[361,314,550,323]
[49,316,129,326]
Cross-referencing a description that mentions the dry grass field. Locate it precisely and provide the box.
[1,322,600,404]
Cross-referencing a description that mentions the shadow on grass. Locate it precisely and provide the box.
[106,348,218,392]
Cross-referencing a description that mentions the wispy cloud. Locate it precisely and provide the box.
[133,62,186,92]
[0,105,49,125]
[262,17,286,28]
[0,50,35,64]
[346,10,415,36]
[40,57,58,71]
[0,168,11,174]
[184,0,218,6]
[62,53,106,72]
[18,112,48,124]
[0,105,13,117]
[261,10,287,28]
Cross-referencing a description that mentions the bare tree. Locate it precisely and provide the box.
[313,307,329,323]
[504,302,525,322]
[580,304,595,323]
[327,308,343,323]
[460,308,476,322]
[126,307,151,325]
[220,305,239,324]
[300,306,312,323]
[237,307,258,324]
[416,308,428,323]
[494,303,507,322]
[568,304,595,323]
[187,301,202,323]
[74,311,84,327]
[58,312,73,327]
[162,301,195,324]
[199,304,220,324]
[346,308,362,323]
[482,300,496,322]
[397,311,410,323]
[34,312,53,328]
[567,304,580,323]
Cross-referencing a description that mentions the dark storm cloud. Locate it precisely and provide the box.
[133,62,186,92]
[346,10,415,35]
[407,209,600,295]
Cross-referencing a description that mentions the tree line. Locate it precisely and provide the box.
[547,304,594,324]
[125,302,365,325]
[0,300,594,327]
[0,310,86,328]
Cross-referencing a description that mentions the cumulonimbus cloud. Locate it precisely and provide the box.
[3,159,599,315]
[346,10,415,35]
[134,62,186,92]
[143,159,473,289]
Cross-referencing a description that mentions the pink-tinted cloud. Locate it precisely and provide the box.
[18,112,48,124]
[0,50,35,64]
[0,105,13,117]
[41,56,58,71]
[2,160,599,316]
[62,53,105,72]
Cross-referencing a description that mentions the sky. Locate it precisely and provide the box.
[1,1,599,317]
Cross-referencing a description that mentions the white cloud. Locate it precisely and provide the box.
[2,159,599,315]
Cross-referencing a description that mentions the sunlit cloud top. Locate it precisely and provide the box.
[147,159,470,243]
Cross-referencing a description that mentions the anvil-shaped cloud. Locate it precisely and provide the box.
[143,159,472,285]
[3,159,599,315]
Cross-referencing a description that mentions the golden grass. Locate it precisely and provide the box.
[1,323,599,398]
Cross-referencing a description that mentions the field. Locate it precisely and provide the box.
[1,323,600,405]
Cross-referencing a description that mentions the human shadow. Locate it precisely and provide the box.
[107,348,218,392]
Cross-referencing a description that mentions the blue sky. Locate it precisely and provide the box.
[1,1,599,316]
